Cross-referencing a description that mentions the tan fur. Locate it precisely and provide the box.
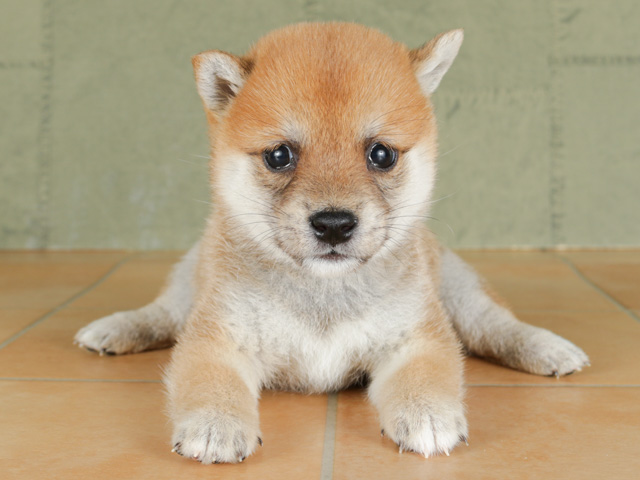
[75,22,589,464]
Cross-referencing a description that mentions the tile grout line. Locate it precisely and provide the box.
[556,254,640,323]
[320,393,338,480]
[0,377,161,383]
[0,377,636,388]
[0,254,136,351]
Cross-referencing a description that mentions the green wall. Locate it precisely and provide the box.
[1,0,639,249]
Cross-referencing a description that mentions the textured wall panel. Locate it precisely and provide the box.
[315,0,553,92]
[0,0,50,249]
[0,69,43,248]
[1,0,639,249]
[430,90,552,247]
[0,0,44,62]
[555,64,640,246]
[554,0,640,55]
[48,0,308,248]
[548,0,640,246]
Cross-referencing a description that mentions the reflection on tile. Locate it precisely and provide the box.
[465,310,640,386]
[333,387,640,480]
[562,251,640,310]
[0,308,170,380]
[458,251,617,311]
[0,382,327,480]
[0,252,128,308]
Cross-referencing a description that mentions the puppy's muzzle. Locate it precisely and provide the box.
[309,210,358,246]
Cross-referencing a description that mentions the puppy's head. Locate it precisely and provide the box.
[193,23,462,276]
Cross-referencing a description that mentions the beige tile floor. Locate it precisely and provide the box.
[0,250,639,479]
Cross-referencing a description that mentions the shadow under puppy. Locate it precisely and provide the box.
[75,23,589,464]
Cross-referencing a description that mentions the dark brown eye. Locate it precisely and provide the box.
[367,143,397,170]
[263,144,295,171]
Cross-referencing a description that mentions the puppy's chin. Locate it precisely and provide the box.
[301,255,363,278]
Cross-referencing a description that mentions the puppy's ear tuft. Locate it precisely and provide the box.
[410,29,463,96]
[192,51,253,114]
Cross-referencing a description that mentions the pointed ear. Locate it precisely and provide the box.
[409,29,463,96]
[192,50,253,114]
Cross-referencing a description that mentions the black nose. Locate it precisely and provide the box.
[309,210,358,246]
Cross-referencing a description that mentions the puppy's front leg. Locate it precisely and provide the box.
[369,323,467,457]
[165,316,261,464]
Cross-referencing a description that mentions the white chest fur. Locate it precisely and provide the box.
[218,260,429,392]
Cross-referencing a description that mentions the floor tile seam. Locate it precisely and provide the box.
[0,306,617,313]
[0,377,161,383]
[0,254,137,350]
[556,254,640,323]
[2,378,636,389]
[320,392,338,480]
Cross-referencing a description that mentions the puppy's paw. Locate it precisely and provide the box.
[382,397,468,458]
[515,327,590,377]
[171,410,260,464]
[74,310,167,355]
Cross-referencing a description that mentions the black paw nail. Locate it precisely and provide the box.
[257,436,263,447]
[171,442,182,455]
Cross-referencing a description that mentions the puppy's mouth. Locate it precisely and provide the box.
[302,248,365,276]
[318,250,349,261]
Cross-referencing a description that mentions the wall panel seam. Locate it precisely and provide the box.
[35,0,55,249]
[548,0,566,245]
[435,87,547,97]
[550,55,640,66]
[0,61,46,69]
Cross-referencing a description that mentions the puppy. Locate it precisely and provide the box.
[75,23,589,464]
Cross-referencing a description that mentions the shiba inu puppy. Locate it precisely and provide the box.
[75,23,589,464]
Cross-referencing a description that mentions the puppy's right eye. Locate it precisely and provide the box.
[263,145,295,171]
[367,143,397,171]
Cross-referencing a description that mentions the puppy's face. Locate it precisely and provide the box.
[194,24,462,276]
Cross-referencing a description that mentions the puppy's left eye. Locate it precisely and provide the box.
[263,144,295,171]
[367,143,397,170]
